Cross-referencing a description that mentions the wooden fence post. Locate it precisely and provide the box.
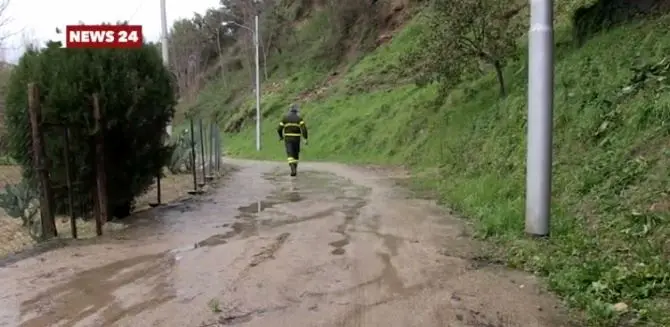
[92,94,107,235]
[92,191,100,235]
[27,83,57,239]
[63,127,77,239]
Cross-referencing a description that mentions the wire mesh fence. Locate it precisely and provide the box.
[0,83,226,257]
[0,163,32,257]
[182,117,223,195]
[10,84,102,241]
[0,87,121,245]
[138,117,223,207]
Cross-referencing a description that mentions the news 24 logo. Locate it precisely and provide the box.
[65,25,143,48]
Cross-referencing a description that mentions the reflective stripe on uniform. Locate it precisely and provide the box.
[287,157,298,163]
[282,122,302,137]
[299,121,305,125]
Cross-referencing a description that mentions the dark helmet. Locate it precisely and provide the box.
[289,104,299,113]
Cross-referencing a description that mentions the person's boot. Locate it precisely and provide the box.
[289,163,297,176]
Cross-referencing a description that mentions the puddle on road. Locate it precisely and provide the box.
[218,169,373,259]
[326,197,367,256]
[19,253,175,327]
[329,239,349,248]
[331,248,346,255]
[237,201,278,214]
[196,234,229,247]
[7,166,395,327]
[377,252,406,294]
[329,239,349,255]
[380,233,401,257]
[171,227,253,256]
[235,186,304,217]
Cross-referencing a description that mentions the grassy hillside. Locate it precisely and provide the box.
[184,2,670,326]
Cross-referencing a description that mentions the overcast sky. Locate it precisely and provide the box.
[3,0,220,63]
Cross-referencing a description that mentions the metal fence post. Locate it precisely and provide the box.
[216,124,221,171]
[190,118,197,191]
[198,119,206,183]
[155,174,162,205]
[212,124,221,174]
[209,121,215,174]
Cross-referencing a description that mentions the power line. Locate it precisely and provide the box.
[128,0,149,22]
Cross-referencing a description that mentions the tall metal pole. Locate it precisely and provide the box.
[160,0,172,137]
[525,0,554,236]
[254,15,261,151]
[215,124,221,171]
[190,119,198,191]
[160,0,168,65]
[209,122,214,171]
[199,119,207,181]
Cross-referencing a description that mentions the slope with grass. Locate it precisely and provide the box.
[187,4,670,326]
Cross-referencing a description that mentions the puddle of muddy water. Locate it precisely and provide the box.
[329,239,349,248]
[329,238,349,255]
[178,169,374,261]
[235,191,304,216]
[331,248,346,255]
[196,234,229,247]
[19,253,176,327]
[170,233,234,258]
[237,201,278,214]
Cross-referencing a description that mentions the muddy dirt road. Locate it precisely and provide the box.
[0,159,572,327]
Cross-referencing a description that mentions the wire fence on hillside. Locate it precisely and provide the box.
[162,116,223,198]
[186,118,222,194]
[0,83,225,251]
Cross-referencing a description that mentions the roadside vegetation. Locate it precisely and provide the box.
[0,0,663,325]
[0,32,183,245]
[0,16,223,255]
[166,0,670,325]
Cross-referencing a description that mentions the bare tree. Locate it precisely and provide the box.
[169,20,201,99]
[168,18,215,105]
[220,0,265,86]
[0,0,13,42]
[403,0,526,97]
[21,29,40,52]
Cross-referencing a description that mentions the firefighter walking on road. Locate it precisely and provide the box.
[277,104,308,176]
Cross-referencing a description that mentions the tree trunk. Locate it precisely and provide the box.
[259,30,268,81]
[216,35,223,73]
[494,60,506,97]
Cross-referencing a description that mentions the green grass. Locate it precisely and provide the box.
[196,12,670,327]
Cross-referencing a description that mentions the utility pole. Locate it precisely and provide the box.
[254,15,261,151]
[525,0,554,237]
[221,14,261,151]
[160,0,172,136]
